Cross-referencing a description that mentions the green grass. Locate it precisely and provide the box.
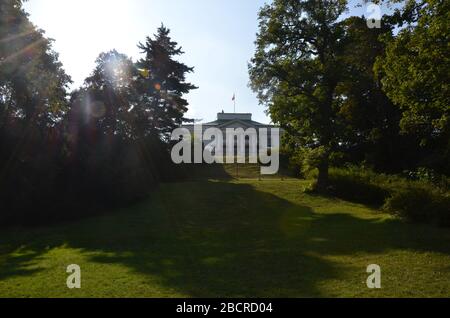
[178,162,295,180]
[1,178,450,297]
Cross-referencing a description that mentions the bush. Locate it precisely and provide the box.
[384,186,450,226]
[327,166,450,227]
[328,167,390,205]
[403,167,450,190]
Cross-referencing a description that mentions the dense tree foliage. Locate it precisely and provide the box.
[0,3,196,225]
[250,0,449,189]
[1,0,448,225]
[249,0,349,190]
[0,0,71,127]
[336,16,422,172]
[64,51,159,212]
[376,0,449,173]
[0,0,71,223]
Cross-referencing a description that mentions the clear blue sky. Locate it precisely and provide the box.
[23,0,394,124]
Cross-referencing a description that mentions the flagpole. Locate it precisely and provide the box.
[233,93,236,113]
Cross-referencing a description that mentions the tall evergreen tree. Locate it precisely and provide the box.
[135,24,197,140]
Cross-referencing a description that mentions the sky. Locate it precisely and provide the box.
[23,0,393,124]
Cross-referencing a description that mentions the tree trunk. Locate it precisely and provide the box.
[316,156,329,192]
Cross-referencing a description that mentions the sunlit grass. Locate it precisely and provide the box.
[1,179,449,297]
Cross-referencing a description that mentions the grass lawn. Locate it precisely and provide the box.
[1,177,450,297]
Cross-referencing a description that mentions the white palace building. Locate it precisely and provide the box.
[178,112,282,173]
[182,111,281,153]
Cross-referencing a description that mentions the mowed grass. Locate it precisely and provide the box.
[1,178,450,297]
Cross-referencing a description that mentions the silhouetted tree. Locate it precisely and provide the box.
[0,3,196,225]
[64,51,161,213]
[135,24,197,140]
[0,0,71,224]
[76,50,137,138]
[0,0,71,128]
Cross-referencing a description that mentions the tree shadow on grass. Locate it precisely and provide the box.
[0,251,43,281]
[0,181,449,297]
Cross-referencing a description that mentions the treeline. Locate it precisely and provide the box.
[0,0,196,225]
[249,0,449,225]
[1,0,448,226]
[250,0,449,185]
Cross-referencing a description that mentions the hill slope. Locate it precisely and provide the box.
[1,179,449,297]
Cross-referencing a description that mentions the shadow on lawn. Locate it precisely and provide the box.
[0,251,43,281]
[0,181,449,297]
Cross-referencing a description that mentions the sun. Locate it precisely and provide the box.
[25,0,134,86]
[57,0,130,42]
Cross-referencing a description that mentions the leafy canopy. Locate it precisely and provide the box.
[376,0,449,144]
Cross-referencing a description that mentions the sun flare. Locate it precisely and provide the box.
[27,0,134,86]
